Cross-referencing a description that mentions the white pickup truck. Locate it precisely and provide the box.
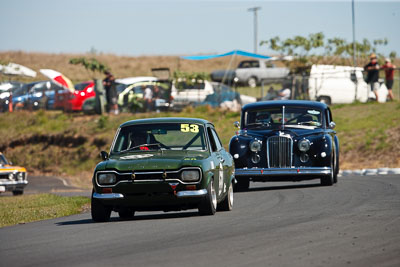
[211,59,290,88]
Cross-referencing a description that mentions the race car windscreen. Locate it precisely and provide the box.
[244,107,322,129]
[112,123,207,153]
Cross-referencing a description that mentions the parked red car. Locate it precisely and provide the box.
[55,81,95,111]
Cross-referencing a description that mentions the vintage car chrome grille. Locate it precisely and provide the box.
[267,136,293,168]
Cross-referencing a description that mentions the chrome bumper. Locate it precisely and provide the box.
[93,189,208,200]
[93,192,124,199]
[235,167,331,176]
[176,189,207,198]
[0,180,28,193]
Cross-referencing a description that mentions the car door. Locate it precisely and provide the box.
[206,126,223,198]
[207,126,231,198]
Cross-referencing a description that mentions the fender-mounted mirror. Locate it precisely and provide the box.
[100,151,109,161]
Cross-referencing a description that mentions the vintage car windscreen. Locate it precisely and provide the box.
[112,123,207,153]
[244,107,323,129]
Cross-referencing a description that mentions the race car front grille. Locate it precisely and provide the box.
[267,136,293,168]
[0,173,11,180]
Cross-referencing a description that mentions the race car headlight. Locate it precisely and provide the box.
[97,173,117,185]
[17,172,24,181]
[181,170,200,182]
[249,140,262,152]
[298,139,311,152]
[8,173,15,180]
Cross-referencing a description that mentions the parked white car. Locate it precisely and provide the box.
[115,76,158,94]
[171,80,256,111]
[309,64,388,104]
[171,80,214,110]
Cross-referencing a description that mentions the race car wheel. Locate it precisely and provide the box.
[234,177,250,192]
[198,179,217,215]
[12,190,23,196]
[334,147,339,184]
[321,159,334,186]
[218,181,233,211]
[91,192,112,222]
[247,77,257,88]
[118,208,135,220]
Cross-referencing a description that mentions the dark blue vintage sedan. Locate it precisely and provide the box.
[229,100,339,191]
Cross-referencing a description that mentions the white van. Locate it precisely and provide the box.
[308,64,388,104]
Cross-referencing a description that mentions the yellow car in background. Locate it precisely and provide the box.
[0,153,28,195]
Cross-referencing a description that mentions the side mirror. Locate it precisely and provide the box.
[329,122,336,129]
[100,151,109,161]
[234,121,240,129]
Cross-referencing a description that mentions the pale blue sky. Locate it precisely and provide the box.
[1,0,399,57]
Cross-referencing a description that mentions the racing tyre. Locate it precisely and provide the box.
[91,193,112,222]
[247,77,257,88]
[334,151,339,184]
[198,179,217,216]
[12,190,23,196]
[321,159,334,186]
[118,208,135,220]
[234,177,250,192]
[218,181,233,211]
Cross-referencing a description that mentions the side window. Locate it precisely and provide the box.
[211,128,223,151]
[265,62,274,68]
[325,108,333,127]
[251,61,260,68]
[207,127,218,152]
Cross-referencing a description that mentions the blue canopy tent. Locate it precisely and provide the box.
[181,50,271,60]
[180,50,271,87]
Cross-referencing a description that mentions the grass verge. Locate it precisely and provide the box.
[0,194,90,228]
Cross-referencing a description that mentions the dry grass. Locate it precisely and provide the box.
[0,51,236,84]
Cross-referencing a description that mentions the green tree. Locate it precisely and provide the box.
[69,57,109,78]
[260,32,395,73]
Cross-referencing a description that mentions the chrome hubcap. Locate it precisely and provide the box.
[211,181,217,209]
[228,183,233,207]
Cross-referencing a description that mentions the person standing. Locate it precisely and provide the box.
[381,58,396,101]
[143,85,153,112]
[103,71,119,114]
[364,53,380,102]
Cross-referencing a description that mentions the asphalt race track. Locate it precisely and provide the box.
[1,174,399,267]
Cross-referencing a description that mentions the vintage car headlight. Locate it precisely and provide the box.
[251,154,261,164]
[8,173,16,180]
[298,139,311,152]
[97,173,117,185]
[181,170,200,182]
[17,172,24,181]
[249,140,262,152]
[300,153,309,163]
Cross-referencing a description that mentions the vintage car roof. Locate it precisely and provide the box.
[120,117,211,128]
[242,100,327,111]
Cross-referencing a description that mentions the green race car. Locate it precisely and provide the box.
[91,117,235,222]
